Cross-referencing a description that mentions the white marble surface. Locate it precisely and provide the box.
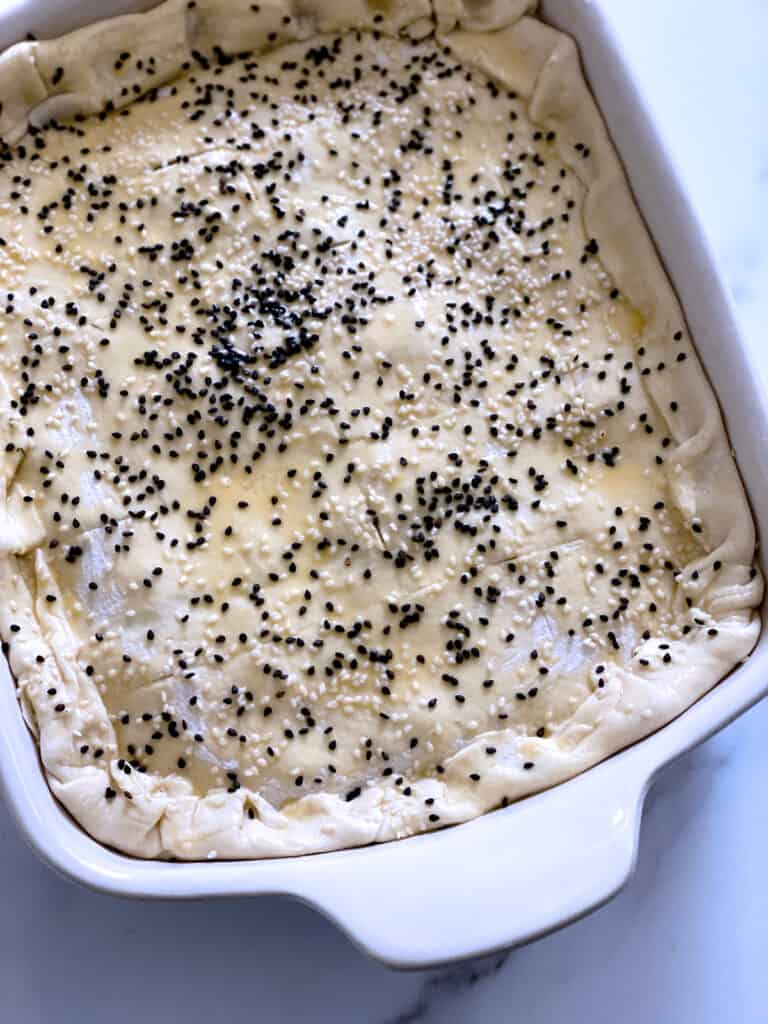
[0,0,767,1020]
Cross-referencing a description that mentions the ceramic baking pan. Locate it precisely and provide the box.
[0,0,765,969]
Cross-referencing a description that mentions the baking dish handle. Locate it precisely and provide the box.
[297,759,648,968]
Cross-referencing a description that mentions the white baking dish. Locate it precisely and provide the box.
[0,0,766,969]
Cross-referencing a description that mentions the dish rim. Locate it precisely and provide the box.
[0,0,765,969]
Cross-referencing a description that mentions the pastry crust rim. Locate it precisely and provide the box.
[0,0,760,860]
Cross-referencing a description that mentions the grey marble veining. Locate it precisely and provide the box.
[381,954,511,1024]
[0,0,767,1021]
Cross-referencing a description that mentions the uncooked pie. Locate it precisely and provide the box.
[0,0,760,858]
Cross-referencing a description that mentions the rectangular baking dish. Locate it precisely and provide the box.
[0,0,766,969]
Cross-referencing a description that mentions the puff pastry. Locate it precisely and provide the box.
[0,0,760,858]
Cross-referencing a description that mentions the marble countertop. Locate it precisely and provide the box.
[1,0,767,1020]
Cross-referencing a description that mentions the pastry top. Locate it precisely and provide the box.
[0,0,760,859]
